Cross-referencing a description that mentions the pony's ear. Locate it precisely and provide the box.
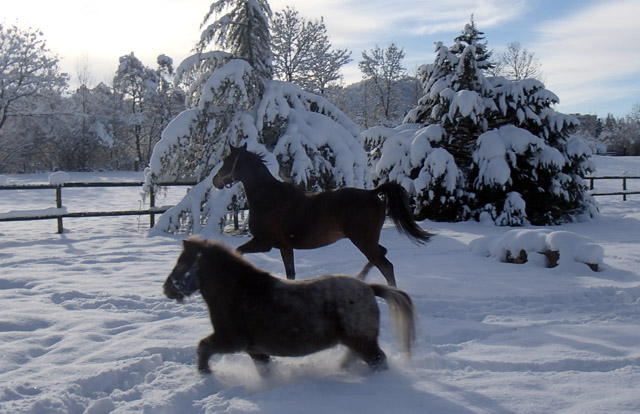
[183,236,202,252]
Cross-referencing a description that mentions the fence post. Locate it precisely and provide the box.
[589,178,594,190]
[623,177,627,201]
[56,186,63,234]
[149,186,156,228]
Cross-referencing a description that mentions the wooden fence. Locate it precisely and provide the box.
[0,180,197,233]
[585,176,640,201]
[1,175,639,234]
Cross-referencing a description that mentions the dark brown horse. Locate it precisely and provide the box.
[212,144,433,286]
[163,237,417,374]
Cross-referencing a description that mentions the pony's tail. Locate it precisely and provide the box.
[371,284,417,356]
[375,182,433,244]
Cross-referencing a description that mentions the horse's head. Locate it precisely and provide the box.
[213,143,247,189]
[164,237,203,302]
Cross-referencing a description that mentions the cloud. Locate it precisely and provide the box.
[270,0,527,46]
[532,0,640,110]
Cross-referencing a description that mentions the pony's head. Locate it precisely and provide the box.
[164,237,203,302]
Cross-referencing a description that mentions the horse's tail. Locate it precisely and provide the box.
[375,182,433,244]
[371,284,417,356]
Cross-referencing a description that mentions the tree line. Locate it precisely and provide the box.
[0,9,576,174]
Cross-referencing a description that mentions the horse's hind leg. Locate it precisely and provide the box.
[352,242,396,286]
[357,262,374,281]
[237,237,272,255]
[357,245,388,281]
[279,248,296,280]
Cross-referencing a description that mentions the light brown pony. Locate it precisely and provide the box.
[163,238,417,374]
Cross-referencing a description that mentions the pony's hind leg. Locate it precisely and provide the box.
[346,340,388,371]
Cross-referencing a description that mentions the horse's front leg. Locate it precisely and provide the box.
[236,237,272,255]
[197,333,240,374]
[280,248,295,280]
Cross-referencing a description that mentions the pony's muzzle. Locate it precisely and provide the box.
[163,277,184,302]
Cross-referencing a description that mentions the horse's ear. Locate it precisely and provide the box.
[228,142,247,154]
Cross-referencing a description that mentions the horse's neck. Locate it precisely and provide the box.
[237,162,292,202]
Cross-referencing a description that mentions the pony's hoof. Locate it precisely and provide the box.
[198,365,212,375]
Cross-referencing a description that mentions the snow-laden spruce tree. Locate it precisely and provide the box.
[366,18,596,225]
[145,0,369,234]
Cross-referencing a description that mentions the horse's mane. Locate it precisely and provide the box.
[237,147,267,165]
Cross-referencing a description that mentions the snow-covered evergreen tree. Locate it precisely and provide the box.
[366,18,596,226]
[146,0,369,234]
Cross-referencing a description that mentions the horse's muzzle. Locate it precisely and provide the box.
[212,174,226,189]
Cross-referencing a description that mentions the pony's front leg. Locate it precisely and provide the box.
[249,353,272,376]
[236,238,272,255]
[197,333,239,374]
[280,248,296,280]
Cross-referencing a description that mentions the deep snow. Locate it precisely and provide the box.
[1,156,640,413]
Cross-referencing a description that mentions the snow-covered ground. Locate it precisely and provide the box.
[1,156,640,414]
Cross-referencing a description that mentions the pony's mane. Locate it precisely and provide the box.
[189,237,273,283]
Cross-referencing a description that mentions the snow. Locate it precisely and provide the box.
[0,207,67,220]
[2,156,640,413]
[48,171,70,185]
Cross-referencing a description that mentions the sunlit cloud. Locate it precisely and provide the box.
[532,0,640,112]
[271,0,527,46]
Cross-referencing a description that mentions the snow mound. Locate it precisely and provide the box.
[48,171,70,185]
[470,229,604,271]
[0,175,8,185]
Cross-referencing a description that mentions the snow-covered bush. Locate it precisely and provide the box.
[145,0,369,234]
[470,228,604,271]
[367,19,597,225]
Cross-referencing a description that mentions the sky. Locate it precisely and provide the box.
[3,0,640,118]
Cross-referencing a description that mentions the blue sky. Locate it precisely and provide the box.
[4,0,639,117]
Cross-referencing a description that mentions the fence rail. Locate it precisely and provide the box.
[0,180,197,233]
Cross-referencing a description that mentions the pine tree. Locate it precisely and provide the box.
[146,0,369,234]
[368,18,596,225]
